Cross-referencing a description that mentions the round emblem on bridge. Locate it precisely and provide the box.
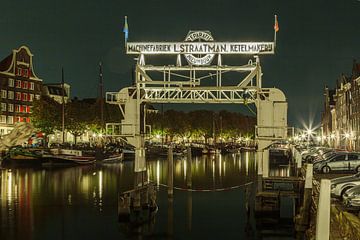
[184,31,215,66]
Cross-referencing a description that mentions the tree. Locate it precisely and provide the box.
[65,100,91,144]
[31,96,61,145]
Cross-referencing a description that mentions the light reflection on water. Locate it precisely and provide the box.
[0,152,294,239]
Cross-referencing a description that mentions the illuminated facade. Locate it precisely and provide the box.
[323,60,360,150]
[0,46,42,135]
[321,86,335,144]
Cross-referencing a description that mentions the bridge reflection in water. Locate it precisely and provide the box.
[0,152,295,239]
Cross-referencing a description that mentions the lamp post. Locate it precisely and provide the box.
[330,133,335,149]
[306,129,312,146]
[345,132,350,151]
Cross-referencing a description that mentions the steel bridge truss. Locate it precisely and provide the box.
[107,57,264,108]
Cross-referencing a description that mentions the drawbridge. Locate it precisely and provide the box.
[106,29,287,178]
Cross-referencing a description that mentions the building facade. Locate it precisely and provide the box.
[0,46,42,135]
[322,60,360,150]
[42,83,70,104]
[321,86,335,142]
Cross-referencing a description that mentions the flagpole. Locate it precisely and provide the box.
[123,16,128,51]
[274,14,278,51]
[274,29,277,50]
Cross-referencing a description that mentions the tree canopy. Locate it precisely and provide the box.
[146,109,256,142]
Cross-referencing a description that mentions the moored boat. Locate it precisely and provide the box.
[42,154,96,166]
[1,146,43,167]
[101,152,124,163]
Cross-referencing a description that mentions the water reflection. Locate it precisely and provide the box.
[0,152,269,240]
[269,164,292,177]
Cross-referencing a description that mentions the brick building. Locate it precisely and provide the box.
[0,46,42,135]
[322,60,360,150]
[321,86,335,143]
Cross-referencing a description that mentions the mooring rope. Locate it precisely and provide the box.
[157,181,253,192]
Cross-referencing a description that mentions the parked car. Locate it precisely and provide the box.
[312,150,335,162]
[305,148,333,162]
[342,185,360,208]
[331,172,360,198]
[301,147,320,160]
[313,152,360,173]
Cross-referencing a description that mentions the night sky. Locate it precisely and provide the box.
[1,0,360,127]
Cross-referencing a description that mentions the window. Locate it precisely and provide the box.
[16,92,21,100]
[22,93,27,101]
[16,80,21,88]
[8,78,14,87]
[7,116,13,124]
[8,91,14,99]
[29,82,34,90]
[1,103,6,112]
[1,90,7,99]
[28,106,31,113]
[22,105,27,113]
[0,115,6,123]
[26,117,30,123]
[22,81,28,89]
[29,94,34,102]
[348,154,358,160]
[23,69,29,78]
[8,104,13,112]
[15,105,20,112]
[334,155,346,161]
[17,68,22,76]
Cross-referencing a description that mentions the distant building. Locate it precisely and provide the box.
[323,60,360,150]
[42,83,70,103]
[334,74,351,149]
[0,46,42,135]
[321,86,335,142]
[350,61,360,150]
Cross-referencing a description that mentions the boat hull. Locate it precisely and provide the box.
[42,155,96,166]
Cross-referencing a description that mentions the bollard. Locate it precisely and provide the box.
[256,152,264,192]
[257,151,263,175]
[263,149,269,178]
[305,164,313,189]
[295,164,313,235]
[187,146,192,188]
[296,150,302,176]
[303,164,313,223]
[316,179,330,240]
[168,146,174,198]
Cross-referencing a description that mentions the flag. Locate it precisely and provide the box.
[123,16,129,42]
[274,15,279,32]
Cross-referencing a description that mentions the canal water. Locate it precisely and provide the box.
[0,153,295,240]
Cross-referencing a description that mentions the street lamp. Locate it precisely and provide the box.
[306,129,313,146]
[344,132,350,151]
